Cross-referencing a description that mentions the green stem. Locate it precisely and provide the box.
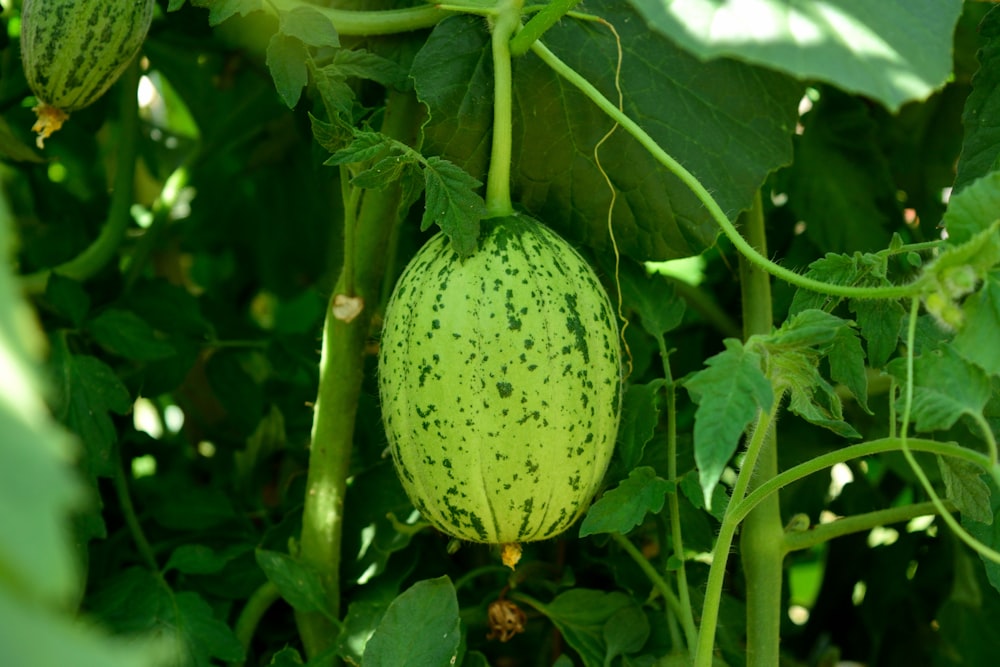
[528,40,924,301]
[508,0,581,56]
[609,533,687,623]
[122,165,192,290]
[733,437,991,527]
[110,441,160,576]
[485,0,521,217]
[21,63,142,294]
[657,339,698,657]
[898,298,1000,564]
[228,581,281,667]
[783,501,953,554]
[265,0,450,35]
[736,193,783,667]
[694,401,780,667]
[294,89,422,664]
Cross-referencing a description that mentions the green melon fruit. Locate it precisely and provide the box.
[378,214,622,564]
[20,0,155,147]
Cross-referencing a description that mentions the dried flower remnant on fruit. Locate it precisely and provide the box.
[486,599,526,642]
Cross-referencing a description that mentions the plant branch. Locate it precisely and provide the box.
[111,442,160,576]
[21,63,142,294]
[528,39,925,301]
[294,88,422,664]
[229,581,281,667]
[782,501,953,554]
[657,340,698,657]
[509,0,581,56]
[265,0,450,35]
[610,533,689,627]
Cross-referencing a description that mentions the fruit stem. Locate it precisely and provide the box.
[294,88,422,664]
[509,0,582,56]
[484,0,522,218]
[264,0,450,35]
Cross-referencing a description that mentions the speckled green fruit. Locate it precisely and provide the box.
[378,214,622,548]
[20,0,154,146]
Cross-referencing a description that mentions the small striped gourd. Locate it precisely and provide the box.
[378,214,622,565]
[20,0,154,147]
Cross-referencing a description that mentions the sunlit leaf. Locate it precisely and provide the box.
[362,577,461,667]
[579,467,671,537]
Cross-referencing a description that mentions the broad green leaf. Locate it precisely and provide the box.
[615,381,664,472]
[942,171,1000,245]
[255,549,328,614]
[44,274,90,326]
[761,308,845,350]
[164,544,251,576]
[277,6,338,48]
[527,589,637,667]
[89,568,242,666]
[602,605,649,667]
[963,478,1000,595]
[939,456,993,525]
[619,262,686,337]
[192,0,263,26]
[852,297,905,369]
[887,345,992,433]
[785,90,897,253]
[87,309,175,361]
[269,647,304,666]
[684,339,773,508]
[955,6,1000,191]
[630,0,963,112]
[772,348,860,439]
[336,600,391,665]
[788,253,862,315]
[579,467,671,537]
[266,34,309,108]
[49,338,131,479]
[953,271,1000,376]
[362,577,461,667]
[412,7,800,262]
[320,127,392,166]
[331,49,408,88]
[421,156,487,257]
[828,323,870,413]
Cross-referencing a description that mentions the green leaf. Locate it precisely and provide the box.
[963,477,1000,595]
[86,309,175,361]
[528,589,638,667]
[269,647,304,666]
[939,456,993,525]
[267,34,309,108]
[422,156,486,258]
[887,345,992,433]
[579,467,671,537]
[684,339,773,508]
[412,7,800,262]
[630,0,963,112]
[785,90,897,253]
[955,6,1000,191]
[49,338,131,479]
[331,49,407,88]
[602,605,649,667]
[165,544,251,575]
[255,549,328,614]
[615,381,665,472]
[829,323,871,413]
[44,274,90,326]
[193,0,263,26]
[852,297,905,369]
[942,171,1000,245]
[278,6,338,48]
[361,576,461,667]
[953,271,1000,376]
[619,262,686,337]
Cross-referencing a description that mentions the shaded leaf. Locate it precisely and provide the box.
[362,577,461,667]
[165,544,251,576]
[266,34,309,108]
[603,605,649,667]
[887,345,991,433]
[615,381,665,472]
[278,6,338,48]
[829,323,871,413]
[412,6,800,262]
[963,477,1000,595]
[685,339,773,508]
[939,456,993,525]
[527,589,637,667]
[953,271,1000,376]
[87,309,175,361]
[955,6,1000,191]
[579,467,671,537]
[44,274,90,326]
[255,549,328,614]
[630,0,963,112]
[942,171,1000,245]
[619,262,686,337]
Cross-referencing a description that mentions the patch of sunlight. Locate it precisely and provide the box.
[133,397,163,439]
[867,525,899,548]
[645,255,706,286]
[132,454,157,479]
